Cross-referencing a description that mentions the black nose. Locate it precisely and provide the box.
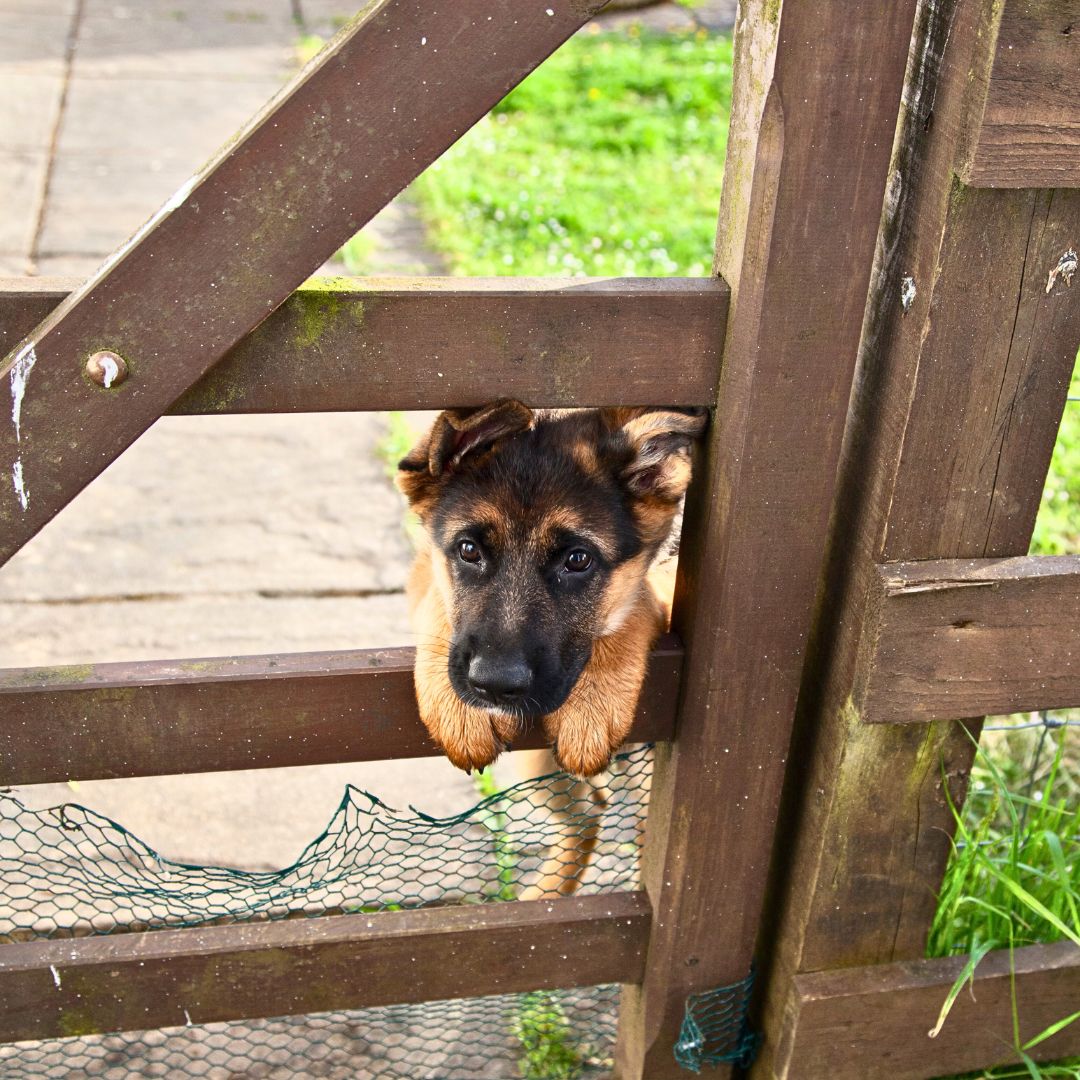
[467,653,531,704]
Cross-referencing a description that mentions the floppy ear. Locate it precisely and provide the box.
[602,407,708,502]
[396,399,534,511]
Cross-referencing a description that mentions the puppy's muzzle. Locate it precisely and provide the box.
[466,650,532,708]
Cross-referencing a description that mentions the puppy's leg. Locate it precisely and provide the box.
[512,749,608,901]
[544,585,664,778]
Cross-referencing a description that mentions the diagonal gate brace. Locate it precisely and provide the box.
[0,0,607,567]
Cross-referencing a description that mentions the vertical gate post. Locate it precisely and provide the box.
[753,0,1080,1073]
[614,2,919,1076]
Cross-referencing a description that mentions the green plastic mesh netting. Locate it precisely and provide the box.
[0,988,620,1079]
[673,969,760,1073]
[0,746,651,940]
[0,746,652,1078]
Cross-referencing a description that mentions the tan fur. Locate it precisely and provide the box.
[409,534,670,778]
[544,585,665,776]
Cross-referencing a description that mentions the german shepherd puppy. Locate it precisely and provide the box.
[397,401,706,780]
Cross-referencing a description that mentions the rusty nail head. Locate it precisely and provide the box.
[86,351,128,389]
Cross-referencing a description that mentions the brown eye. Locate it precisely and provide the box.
[458,539,481,563]
[564,549,592,573]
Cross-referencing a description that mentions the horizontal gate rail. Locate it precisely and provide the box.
[777,941,1080,1080]
[0,637,682,784]
[0,893,650,1044]
[0,277,726,414]
[857,555,1080,723]
[0,0,607,568]
[958,0,1080,189]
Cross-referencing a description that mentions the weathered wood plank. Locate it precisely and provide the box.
[614,1,920,1076]
[959,0,1080,188]
[785,189,1080,979]
[0,636,681,785]
[0,892,650,1044]
[755,2,1080,1071]
[0,0,606,568]
[857,556,1080,724]
[0,277,724,414]
[776,942,1080,1079]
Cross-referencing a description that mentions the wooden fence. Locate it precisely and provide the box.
[0,0,1077,1077]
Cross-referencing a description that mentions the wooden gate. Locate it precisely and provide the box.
[0,1,1077,1077]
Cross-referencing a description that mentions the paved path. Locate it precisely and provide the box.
[0,0,472,869]
[0,0,736,868]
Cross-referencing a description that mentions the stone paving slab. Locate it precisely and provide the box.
[36,155,198,256]
[0,153,46,256]
[357,196,446,276]
[0,591,415,667]
[297,0,365,39]
[0,73,64,152]
[30,253,101,276]
[76,1,298,80]
[0,414,414,607]
[0,590,415,667]
[46,74,282,159]
[0,7,71,77]
[38,74,280,256]
[81,0,295,26]
[0,0,75,11]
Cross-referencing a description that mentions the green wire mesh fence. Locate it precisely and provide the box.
[673,969,759,1073]
[0,746,651,942]
[0,986,621,1079]
[0,746,652,1078]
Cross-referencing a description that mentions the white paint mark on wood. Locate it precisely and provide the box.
[900,275,917,312]
[99,354,120,389]
[1046,249,1077,294]
[9,342,36,442]
[12,460,28,511]
[163,175,197,214]
[9,342,37,512]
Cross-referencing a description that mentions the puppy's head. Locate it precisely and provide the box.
[397,400,706,718]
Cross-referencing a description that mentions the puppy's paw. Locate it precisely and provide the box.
[415,661,515,773]
[436,713,507,774]
[548,726,617,780]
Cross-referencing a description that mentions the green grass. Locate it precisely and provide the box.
[929,727,1079,959]
[928,724,1079,1078]
[473,767,518,904]
[412,26,733,278]
[375,411,415,479]
[1031,356,1080,555]
[512,991,598,1080]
